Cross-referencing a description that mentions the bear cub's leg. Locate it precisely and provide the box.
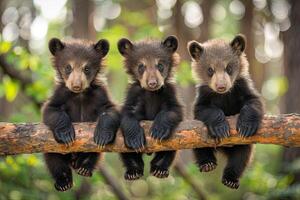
[221,145,252,189]
[44,153,73,191]
[121,152,144,180]
[193,147,217,172]
[71,152,100,177]
[150,150,176,178]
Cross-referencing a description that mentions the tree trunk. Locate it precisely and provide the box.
[241,0,265,90]
[72,0,96,40]
[282,0,300,184]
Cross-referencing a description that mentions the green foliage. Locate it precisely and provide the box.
[0,41,11,54]
[2,76,19,102]
[176,61,195,86]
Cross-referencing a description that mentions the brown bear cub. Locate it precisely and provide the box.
[117,36,183,180]
[43,38,120,191]
[187,34,264,189]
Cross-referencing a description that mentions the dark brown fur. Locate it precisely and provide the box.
[43,38,120,191]
[188,34,264,189]
[118,36,183,180]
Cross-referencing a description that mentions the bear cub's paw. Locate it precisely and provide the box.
[53,123,75,145]
[76,167,93,177]
[198,161,217,172]
[54,174,73,192]
[150,165,169,179]
[222,177,240,189]
[124,126,146,151]
[94,124,115,148]
[237,116,259,137]
[124,168,144,180]
[208,120,230,139]
[150,122,171,141]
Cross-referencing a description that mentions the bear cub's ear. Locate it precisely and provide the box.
[49,38,65,56]
[230,34,246,55]
[162,35,178,53]
[117,38,133,56]
[94,39,110,57]
[187,41,204,60]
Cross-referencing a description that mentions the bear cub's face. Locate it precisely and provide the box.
[118,36,178,91]
[188,34,246,94]
[49,38,109,93]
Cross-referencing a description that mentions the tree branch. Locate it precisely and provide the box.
[0,54,33,85]
[0,114,299,155]
[0,54,42,108]
[174,161,207,200]
[98,164,129,200]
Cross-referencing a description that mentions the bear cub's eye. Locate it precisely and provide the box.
[207,67,214,77]
[226,65,233,75]
[65,64,72,75]
[83,65,90,74]
[138,63,145,75]
[157,63,164,72]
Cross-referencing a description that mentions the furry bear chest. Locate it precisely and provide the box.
[63,95,99,122]
[210,92,244,116]
[138,92,164,120]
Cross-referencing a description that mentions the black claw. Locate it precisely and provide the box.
[222,178,239,189]
[199,161,217,172]
[150,123,172,141]
[94,122,116,146]
[246,127,252,137]
[150,166,169,179]
[77,167,92,177]
[245,126,250,136]
[124,127,145,150]
[54,180,73,192]
[208,121,230,139]
[237,114,260,137]
[66,134,72,144]
[237,121,258,137]
[94,113,119,146]
[124,169,143,180]
[53,124,75,145]
[249,126,257,136]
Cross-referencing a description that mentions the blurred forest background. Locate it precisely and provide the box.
[0,0,300,199]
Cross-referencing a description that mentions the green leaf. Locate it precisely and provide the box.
[3,76,19,102]
[0,41,11,53]
[29,56,40,71]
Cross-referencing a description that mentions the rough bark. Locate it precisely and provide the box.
[0,114,299,155]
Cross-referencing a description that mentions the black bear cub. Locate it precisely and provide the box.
[43,38,120,191]
[187,34,264,189]
[117,36,183,180]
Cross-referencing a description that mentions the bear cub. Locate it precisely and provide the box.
[117,36,183,180]
[188,34,264,189]
[42,38,120,191]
